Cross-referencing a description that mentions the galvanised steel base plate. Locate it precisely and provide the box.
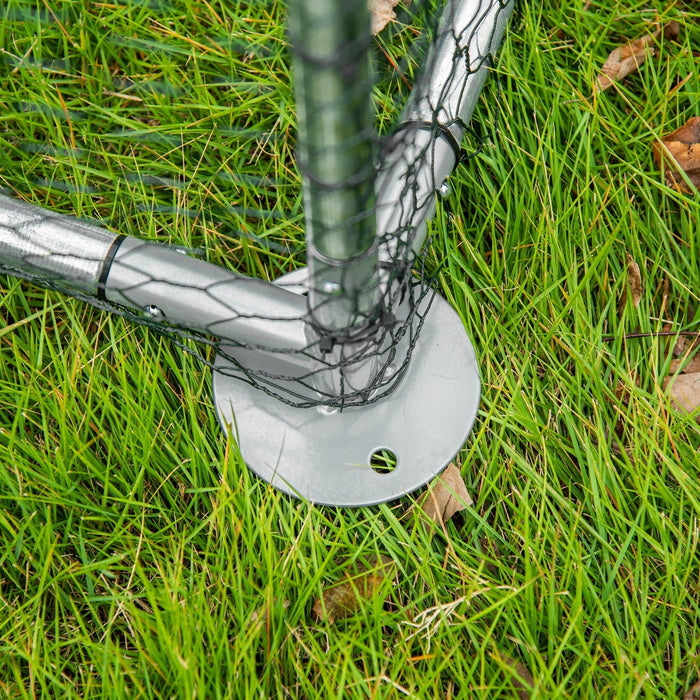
[212,271,480,506]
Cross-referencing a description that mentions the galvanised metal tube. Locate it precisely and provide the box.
[0,194,310,356]
[0,193,118,295]
[288,0,380,333]
[377,0,514,259]
[404,0,513,148]
[105,238,310,353]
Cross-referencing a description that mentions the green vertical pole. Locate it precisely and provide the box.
[288,0,379,336]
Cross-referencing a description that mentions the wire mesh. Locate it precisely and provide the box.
[0,0,514,409]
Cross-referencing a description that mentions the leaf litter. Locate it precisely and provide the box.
[312,555,395,624]
[665,372,700,419]
[368,0,404,36]
[664,333,700,421]
[594,21,680,93]
[415,462,474,534]
[618,252,643,316]
[653,117,700,193]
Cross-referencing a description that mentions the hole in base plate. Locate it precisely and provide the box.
[370,449,397,474]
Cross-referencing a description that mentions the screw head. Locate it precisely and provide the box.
[143,304,165,320]
[317,404,339,416]
[320,279,341,294]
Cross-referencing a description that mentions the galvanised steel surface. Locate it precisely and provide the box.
[106,238,310,354]
[0,193,118,295]
[213,269,481,507]
[377,0,515,259]
[0,193,311,357]
[0,0,514,505]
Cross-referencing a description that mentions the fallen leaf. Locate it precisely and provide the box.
[369,0,403,36]
[595,22,680,93]
[622,252,643,311]
[312,555,395,624]
[595,35,655,92]
[669,333,700,373]
[416,463,473,533]
[653,117,700,193]
[495,651,534,700]
[663,21,681,42]
[672,333,700,359]
[664,372,700,420]
[669,354,700,375]
[684,679,700,700]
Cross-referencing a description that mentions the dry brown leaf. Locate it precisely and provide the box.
[595,34,655,92]
[653,117,700,193]
[626,253,643,309]
[496,652,534,700]
[595,22,680,93]
[368,0,403,35]
[684,679,700,700]
[669,355,700,375]
[672,333,700,359]
[664,372,700,420]
[618,253,643,316]
[417,463,473,532]
[312,555,395,624]
[669,333,700,373]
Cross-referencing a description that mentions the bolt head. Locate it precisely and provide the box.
[320,280,341,295]
[317,404,339,416]
[143,304,165,320]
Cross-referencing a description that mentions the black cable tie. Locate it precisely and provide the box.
[391,120,463,164]
[97,234,126,301]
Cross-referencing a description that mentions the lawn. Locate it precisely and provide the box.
[1,0,699,697]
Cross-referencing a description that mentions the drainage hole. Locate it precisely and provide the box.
[370,449,397,475]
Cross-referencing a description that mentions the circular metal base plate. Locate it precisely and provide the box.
[212,275,480,506]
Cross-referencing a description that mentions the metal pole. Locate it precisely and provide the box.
[0,194,311,357]
[377,0,514,260]
[288,0,380,335]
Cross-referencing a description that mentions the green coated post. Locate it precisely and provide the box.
[288,0,380,336]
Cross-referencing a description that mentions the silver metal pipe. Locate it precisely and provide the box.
[404,0,513,145]
[0,194,311,356]
[377,0,514,258]
[376,131,456,264]
[105,237,310,352]
[0,193,117,296]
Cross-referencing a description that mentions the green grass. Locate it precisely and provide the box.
[1,0,699,697]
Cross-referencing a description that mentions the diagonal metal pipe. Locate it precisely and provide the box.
[377,0,515,262]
